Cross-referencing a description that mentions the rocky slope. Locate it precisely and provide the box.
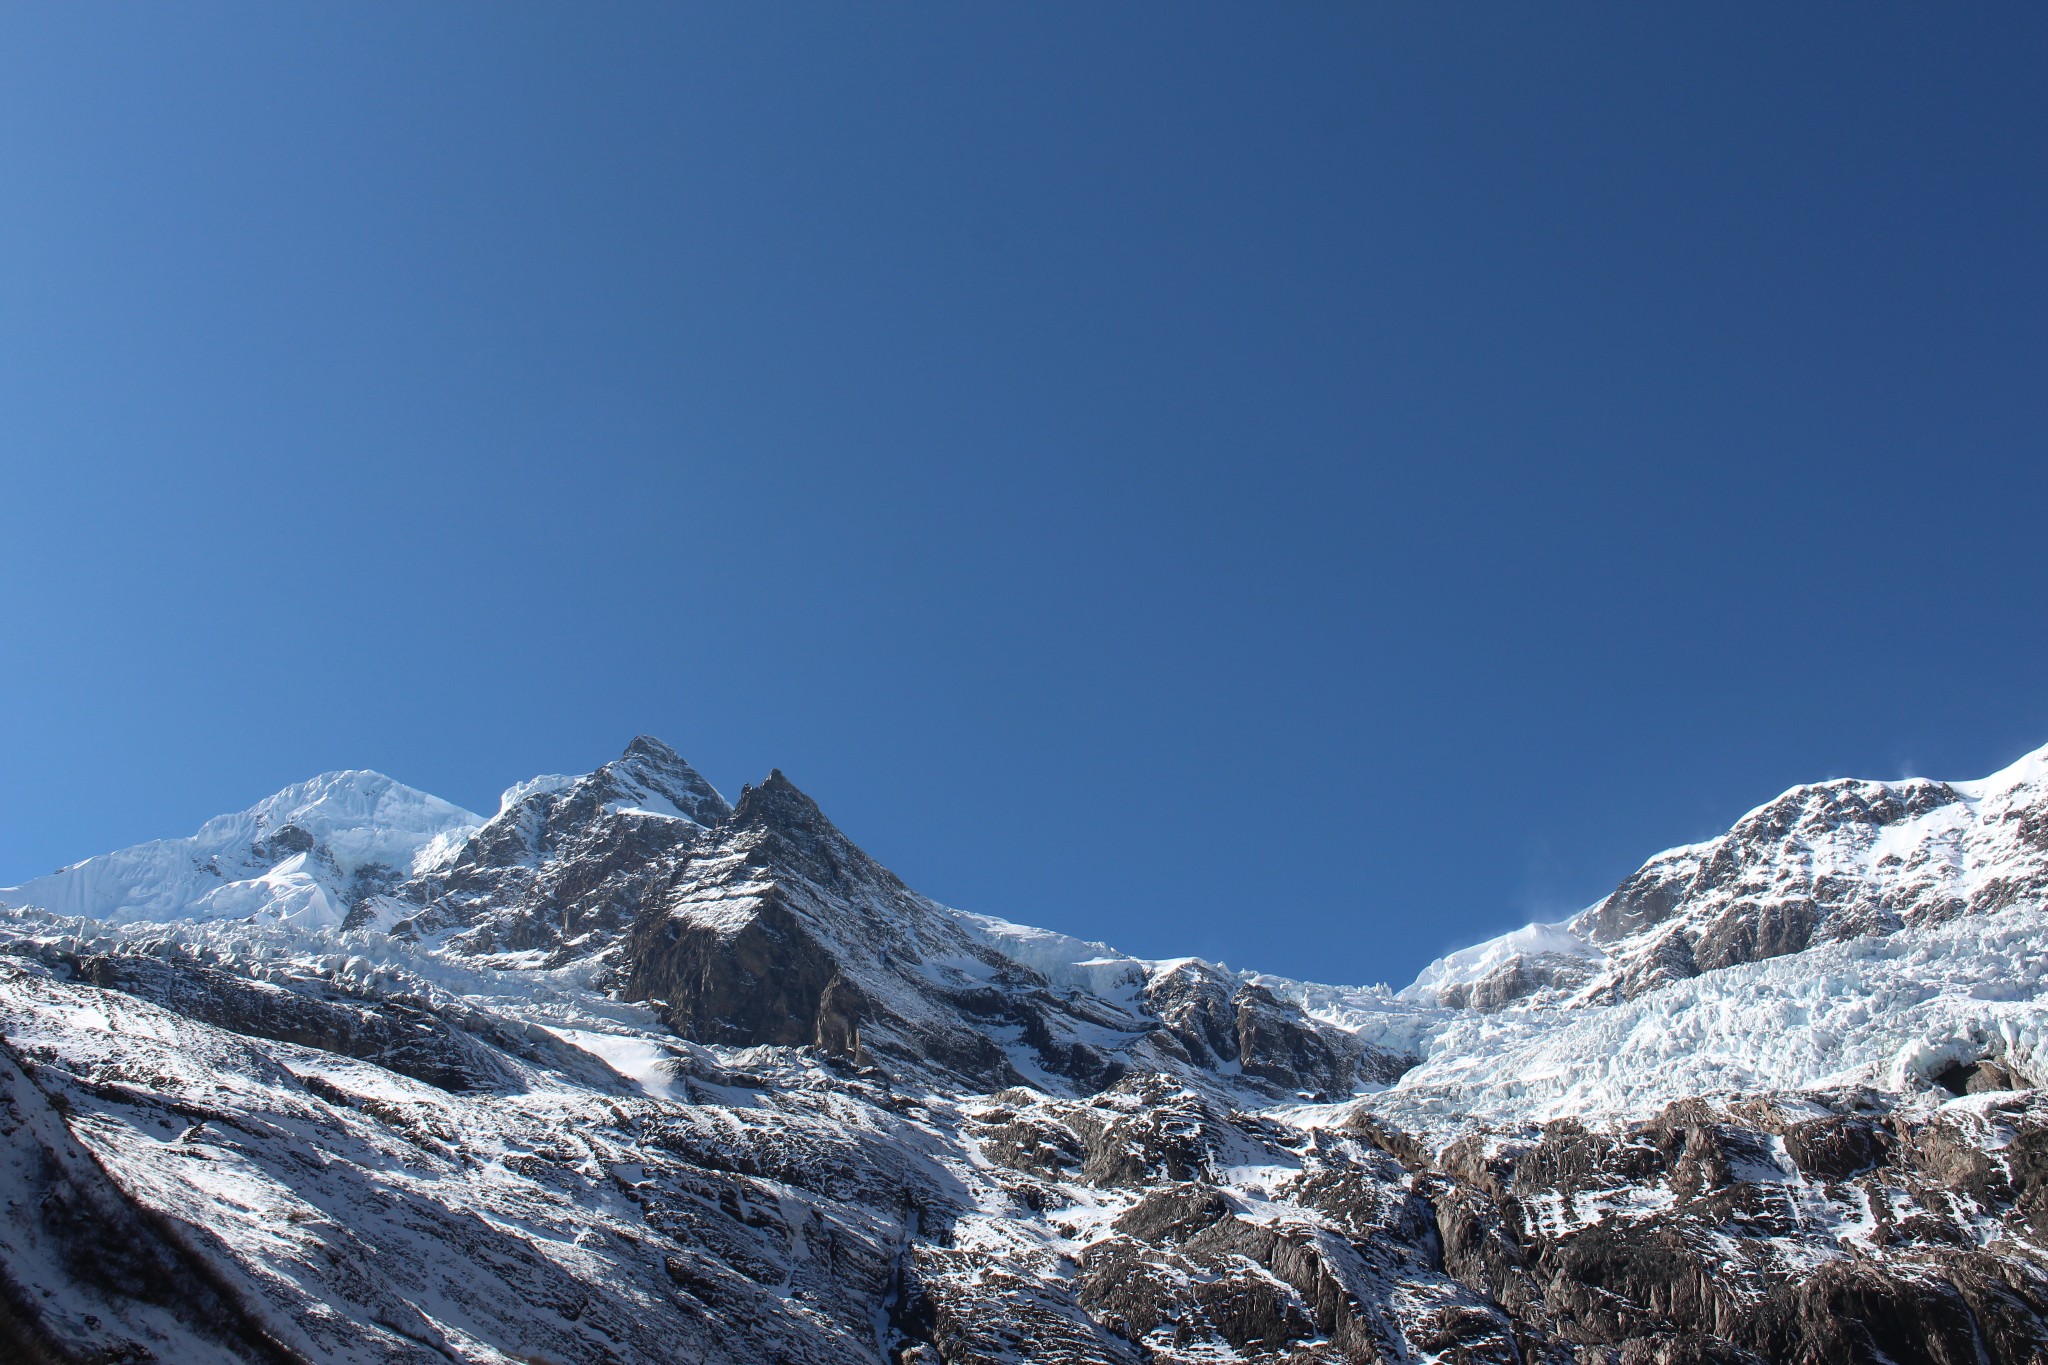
[3,737,2048,1363]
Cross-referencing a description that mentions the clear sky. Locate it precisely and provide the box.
[2,5,2044,987]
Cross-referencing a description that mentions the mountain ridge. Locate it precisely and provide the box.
[4,736,2048,1363]
[1404,741,2048,1014]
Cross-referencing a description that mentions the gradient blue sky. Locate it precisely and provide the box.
[2,5,2044,986]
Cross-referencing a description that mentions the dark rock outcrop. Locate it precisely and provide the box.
[615,768,1400,1098]
[1145,959,1411,1094]
[1424,1094,2048,1364]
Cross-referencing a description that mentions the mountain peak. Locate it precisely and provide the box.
[597,737,731,827]
[0,769,481,929]
[733,768,825,831]
[727,768,903,898]
[621,734,684,766]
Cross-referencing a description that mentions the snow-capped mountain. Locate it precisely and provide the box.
[0,770,482,930]
[4,737,2048,1364]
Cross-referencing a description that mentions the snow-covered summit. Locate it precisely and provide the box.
[0,770,481,931]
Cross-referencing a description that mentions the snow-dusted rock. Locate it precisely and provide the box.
[368,736,731,961]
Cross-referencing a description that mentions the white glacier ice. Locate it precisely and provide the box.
[0,770,482,930]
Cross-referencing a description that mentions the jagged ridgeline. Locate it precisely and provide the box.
[3,737,2048,1363]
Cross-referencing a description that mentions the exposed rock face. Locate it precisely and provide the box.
[951,1074,1518,1364]
[3,736,2048,1363]
[371,735,729,960]
[1427,1092,2048,1363]
[618,769,1406,1095]
[1434,950,1598,1013]
[1144,959,1404,1094]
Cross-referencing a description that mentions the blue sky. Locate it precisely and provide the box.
[2,5,2044,986]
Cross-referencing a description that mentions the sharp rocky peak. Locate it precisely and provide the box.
[734,766,808,819]
[362,739,735,957]
[591,736,733,827]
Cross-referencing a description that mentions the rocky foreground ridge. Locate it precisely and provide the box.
[2,738,2048,1364]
